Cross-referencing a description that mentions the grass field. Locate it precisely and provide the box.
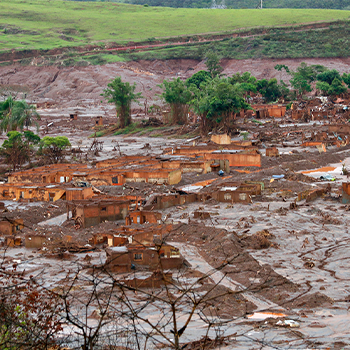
[122,22,350,60]
[1,0,350,51]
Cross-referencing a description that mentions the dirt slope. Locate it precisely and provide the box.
[2,57,350,108]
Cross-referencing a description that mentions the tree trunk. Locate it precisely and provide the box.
[119,104,132,128]
[171,103,187,125]
[118,106,125,129]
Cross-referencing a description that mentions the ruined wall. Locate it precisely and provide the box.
[342,182,350,204]
[211,134,231,145]
[213,190,252,203]
[106,245,184,272]
[329,124,350,135]
[266,147,279,157]
[203,152,261,167]
[75,201,129,228]
[127,211,162,225]
[66,187,94,201]
[0,219,23,235]
[25,235,47,248]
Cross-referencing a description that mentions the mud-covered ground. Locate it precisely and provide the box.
[1,121,350,348]
[2,59,350,348]
[2,57,350,110]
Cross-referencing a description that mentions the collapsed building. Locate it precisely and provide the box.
[0,218,24,235]
[67,198,130,228]
[6,154,236,190]
[0,183,94,202]
[105,243,185,273]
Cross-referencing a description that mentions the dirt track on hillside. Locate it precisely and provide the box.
[2,57,350,109]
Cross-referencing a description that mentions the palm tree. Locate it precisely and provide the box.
[0,96,40,133]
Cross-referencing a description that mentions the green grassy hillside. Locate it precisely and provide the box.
[124,22,350,60]
[127,0,350,10]
[70,0,350,10]
[0,0,350,51]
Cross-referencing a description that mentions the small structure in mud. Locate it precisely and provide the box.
[105,243,185,273]
[25,234,47,249]
[266,147,279,157]
[95,116,103,126]
[125,210,162,225]
[0,218,24,235]
[89,223,172,247]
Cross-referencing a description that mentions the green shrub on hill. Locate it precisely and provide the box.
[124,22,350,61]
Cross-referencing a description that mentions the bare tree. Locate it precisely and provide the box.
[0,255,64,349]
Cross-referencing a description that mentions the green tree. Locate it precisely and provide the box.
[161,78,192,124]
[205,50,223,78]
[274,64,290,82]
[274,64,290,74]
[229,72,257,97]
[289,74,312,97]
[328,77,347,96]
[23,130,41,145]
[0,131,30,171]
[191,77,249,134]
[0,96,40,133]
[342,73,350,88]
[256,78,282,102]
[288,62,326,97]
[316,81,331,95]
[274,62,326,97]
[229,71,257,85]
[186,70,212,88]
[102,77,142,129]
[316,69,341,85]
[40,136,71,164]
[293,62,326,83]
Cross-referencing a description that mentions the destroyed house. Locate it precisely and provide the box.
[96,155,153,168]
[202,150,261,167]
[0,218,24,235]
[89,223,172,247]
[165,143,257,154]
[86,167,182,186]
[7,162,182,186]
[0,183,93,202]
[209,182,262,204]
[8,164,89,184]
[126,210,162,225]
[165,147,261,167]
[7,155,235,189]
[329,124,350,135]
[120,271,173,289]
[4,236,22,247]
[144,193,199,210]
[105,243,185,273]
[96,155,221,175]
[68,199,129,228]
[252,104,286,118]
[25,234,47,249]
